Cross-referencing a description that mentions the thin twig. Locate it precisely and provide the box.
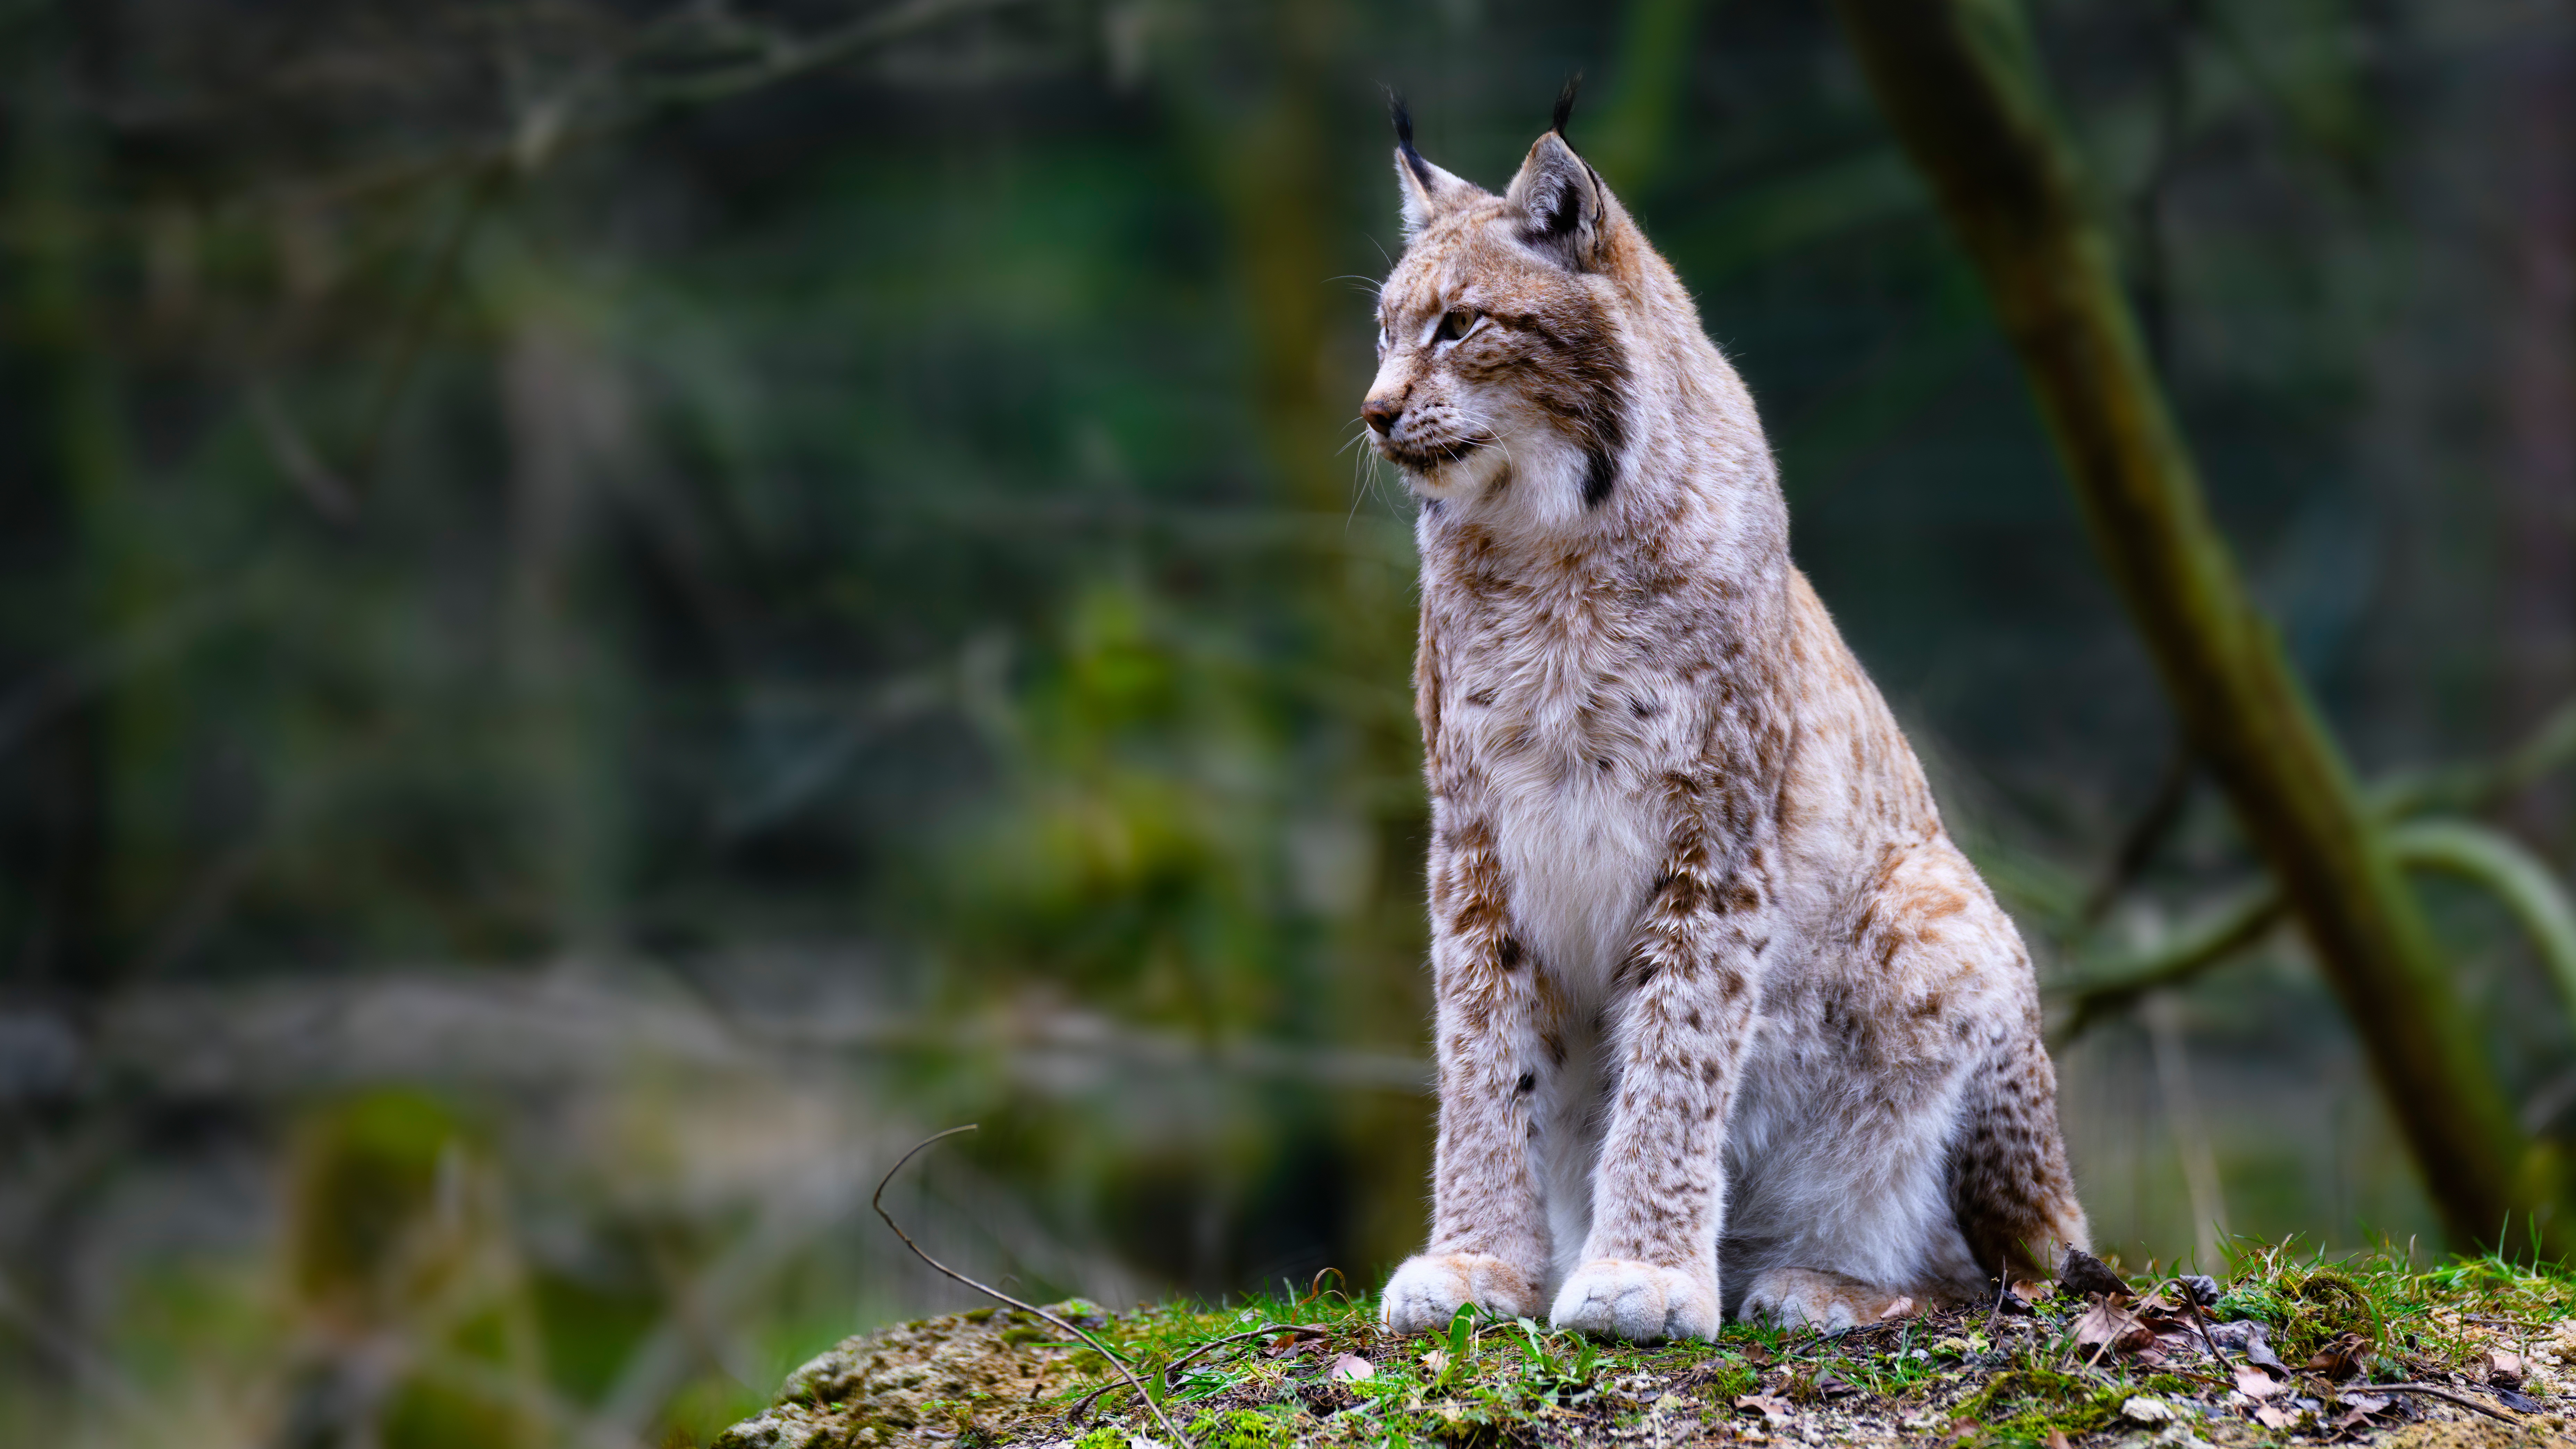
[873,1126,1192,1449]
[2170,1280,2229,1370]
[1159,1323,1324,1391]
[2352,1381,2534,1426]
[1065,1380,1130,1426]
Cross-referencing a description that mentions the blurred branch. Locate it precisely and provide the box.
[346,159,505,501]
[2372,697,2576,822]
[53,971,1433,1103]
[0,590,250,762]
[0,1266,149,1420]
[2080,741,2195,925]
[245,380,358,524]
[2051,887,2284,1046]
[2055,695,2576,1041]
[2385,818,2576,1051]
[1833,0,2569,1251]
[624,0,1035,111]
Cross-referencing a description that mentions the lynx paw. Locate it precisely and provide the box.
[1738,1267,1914,1332]
[1380,1253,1543,1332]
[1547,1259,1720,1342]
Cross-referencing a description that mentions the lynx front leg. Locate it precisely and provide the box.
[1383,818,1555,1332]
[1550,816,1761,1343]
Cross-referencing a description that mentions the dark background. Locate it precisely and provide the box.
[2,1,2570,1443]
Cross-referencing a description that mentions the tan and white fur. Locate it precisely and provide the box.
[1365,94,2088,1342]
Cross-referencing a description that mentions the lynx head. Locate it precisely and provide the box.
[1363,83,1645,527]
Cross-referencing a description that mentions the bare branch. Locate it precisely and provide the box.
[2353,1382,2538,1427]
[2049,888,2285,1046]
[872,1126,1193,1449]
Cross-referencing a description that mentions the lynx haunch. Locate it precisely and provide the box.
[1363,90,2089,1342]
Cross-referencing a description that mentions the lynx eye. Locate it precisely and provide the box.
[1433,308,1480,345]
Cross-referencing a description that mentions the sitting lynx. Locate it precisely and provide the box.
[1364,90,2088,1342]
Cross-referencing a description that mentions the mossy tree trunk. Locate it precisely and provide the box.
[1831,0,2575,1254]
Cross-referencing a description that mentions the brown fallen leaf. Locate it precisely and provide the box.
[2008,1279,2053,1306]
[2128,1292,2189,1332]
[2233,1363,2286,1399]
[2487,1347,2525,1388]
[1327,1354,1373,1383]
[2044,1432,2072,1449]
[1265,1327,1325,1358]
[2073,1298,2156,1356]
[2304,1331,2369,1381]
[2151,1330,2201,1360]
[2253,1404,2295,1430]
[1878,1296,1916,1322]
[1734,1393,1795,1423]
[2059,1247,2129,1300]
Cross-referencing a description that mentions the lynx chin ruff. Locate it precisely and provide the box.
[1363,91,2088,1343]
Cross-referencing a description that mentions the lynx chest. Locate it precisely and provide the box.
[1434,605,1686,1002]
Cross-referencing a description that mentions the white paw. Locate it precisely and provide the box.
[1547,1259,1720,1342]
[1738,1267,1906,1332]
[1380,1253,1541,1333]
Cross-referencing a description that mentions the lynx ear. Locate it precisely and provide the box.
[1505,130,1609,271]
[1389,93,1482,241]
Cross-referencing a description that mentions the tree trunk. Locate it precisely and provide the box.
[1831,0,2573,1253]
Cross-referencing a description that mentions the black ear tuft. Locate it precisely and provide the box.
[1388,86,1435,187]
[1551,73,1582,138]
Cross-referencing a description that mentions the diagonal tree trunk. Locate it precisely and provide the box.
[1830,0,2574,1254]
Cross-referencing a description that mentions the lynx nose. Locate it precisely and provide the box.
[1362,395,1403,435]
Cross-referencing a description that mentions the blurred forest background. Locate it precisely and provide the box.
[2,0,2573,1444]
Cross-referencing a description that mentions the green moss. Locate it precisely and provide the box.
[1956,1356,2124,1447]
[1183,1407,1298,1449]
[1699,1356,1760,1401]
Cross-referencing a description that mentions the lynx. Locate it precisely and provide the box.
[1363,90,2089,1342]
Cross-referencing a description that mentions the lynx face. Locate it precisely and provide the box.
[1363,123,1631,528]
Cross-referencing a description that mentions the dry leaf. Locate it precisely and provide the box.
[1734,1393,1795,1423]
[2044,1432,2072,1449]
[1878,1296,1916,1322]
[2304,1331,2368,1381]
[2341,1393,2391,1416]
[1419,1348,1449,1375]
[1327,1354,1373,1383]
[2060,1247,2129,1299]
[2074,1299,2156,1356]
[2253,1404,2295,1430]
[2487,1348,2525,1388]
[2008,1279,2052,1306]
[2233,1363,2285,1399]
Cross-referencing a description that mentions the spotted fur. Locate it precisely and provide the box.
[1366,111,2088,1343]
